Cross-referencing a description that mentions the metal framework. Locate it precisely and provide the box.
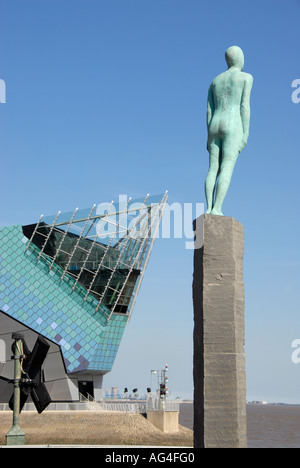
[25,192,168,324]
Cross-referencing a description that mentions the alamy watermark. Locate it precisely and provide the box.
[291,339,300,364]
[0,79,6,103]
[291,79,300,104]
[96,195,205,250]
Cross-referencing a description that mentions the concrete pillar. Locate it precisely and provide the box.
[193,215,247,448]
[93,375,103,401]
[147,411,179,433]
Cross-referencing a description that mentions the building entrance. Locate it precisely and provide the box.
[78,381,94,399]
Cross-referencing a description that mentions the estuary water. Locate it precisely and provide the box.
[179,403,300,448]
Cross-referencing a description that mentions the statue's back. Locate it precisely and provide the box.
[211,70,250,111]
[208,70,252,139]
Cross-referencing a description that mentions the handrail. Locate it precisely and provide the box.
[79,392,95,402]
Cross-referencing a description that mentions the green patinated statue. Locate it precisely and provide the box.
[205,46,253,216]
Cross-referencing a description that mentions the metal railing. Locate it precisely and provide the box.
[146,396,180,412]
[79,392,94,402]
[102,397,179,413]
[0,398,180,413]
[101,401,147,413]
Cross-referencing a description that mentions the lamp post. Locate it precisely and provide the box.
[6,333,26,446]
[150,370,157,394]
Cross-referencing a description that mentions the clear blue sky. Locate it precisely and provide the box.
[0,0,300,402]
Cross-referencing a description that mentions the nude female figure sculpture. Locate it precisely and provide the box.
[205,46,253,216]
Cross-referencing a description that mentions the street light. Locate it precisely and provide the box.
[150,370,157,393]
[5,333,51,446]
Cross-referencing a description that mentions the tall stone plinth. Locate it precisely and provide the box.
[193,215,247,448]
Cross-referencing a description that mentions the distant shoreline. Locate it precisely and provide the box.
[247,402,300,406]
[178,400,300,408]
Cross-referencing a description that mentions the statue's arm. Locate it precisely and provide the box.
[207,86,214,128]
[206,86,214,150]
[240,74,253,152]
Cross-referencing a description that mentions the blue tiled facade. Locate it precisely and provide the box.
[0,224,127,374]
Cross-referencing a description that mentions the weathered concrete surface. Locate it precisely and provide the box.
[193,215,247,448]
[147,411,179,433]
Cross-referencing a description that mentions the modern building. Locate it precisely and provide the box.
[0,193,167,403]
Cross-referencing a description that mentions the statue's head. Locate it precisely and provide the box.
[225,46,244,71]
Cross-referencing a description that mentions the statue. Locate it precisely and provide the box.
[205,46,253,216]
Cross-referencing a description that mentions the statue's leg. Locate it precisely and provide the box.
[211,139,239,216]
[205,139,221,214]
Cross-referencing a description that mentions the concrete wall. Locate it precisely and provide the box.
[147,411,179,433]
